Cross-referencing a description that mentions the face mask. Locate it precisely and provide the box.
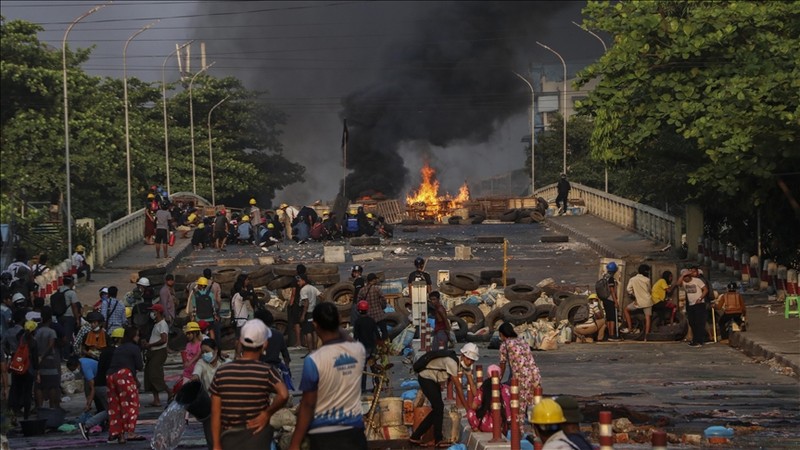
[149,312,156,320]
[202,352,215,363]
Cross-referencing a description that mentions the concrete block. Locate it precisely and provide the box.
[324,246,346,263]
[216,258,254,266]
[352,251,383,262]
[257,256,275,265]
[455,245,472,260]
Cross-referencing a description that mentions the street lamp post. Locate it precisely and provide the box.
[189,62,215,194]
[513,71,535,195]
[123,20,158,215]
[572,21,610,192]
[207,96,230,206]
[536,41,568,175]
[162,40,194,195]
[62,2,108,259]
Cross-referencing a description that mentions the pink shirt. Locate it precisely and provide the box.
[182,340,202,379]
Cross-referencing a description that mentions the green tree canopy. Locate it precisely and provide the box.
[576,1,800,263]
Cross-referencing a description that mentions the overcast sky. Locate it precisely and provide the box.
[2,1,604,204]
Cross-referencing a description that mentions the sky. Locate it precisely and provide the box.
[1,1,605,204]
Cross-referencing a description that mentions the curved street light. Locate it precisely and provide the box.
[63,2,109,259]
[572,21,610,192]
[189,61,215,194]
[536,41,568,175]
[162,40,194,195]
[513,71,535,195]
[208,95,230,206]
[123,20,159,214]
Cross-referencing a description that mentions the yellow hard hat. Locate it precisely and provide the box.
[188,213,197,222]
[242,215,250,222]
[111,327,125,339]
[184,321,201,333]
[125,307,132,318]
[75,245,85,252]
[280,203,288,209]
[367,213,374,219]
[24,320,37,332]
[587,293,599,301]
[198,223,205,229]
[267,223,275,229]
[147,193,155,199]
[249,198,257,205]
[529,398,566,425]
[349,209,357,215]
[197,276,209,286]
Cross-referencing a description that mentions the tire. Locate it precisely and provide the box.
[504,284,540,302]
[384,312,410,340]
[249,265,275,288]
[271,310,289,337]
[501,301,537,325]
[533,304,556,321]
[450,304,485,332]
[448,315,468,342]
[174,272,197,284]
[476,236,504,244]
[306,264,340,276]
[401,227,418,233]
[447,216,461,225]
[273,265,298,277]
[439,281,466,297]
[350,237,380,246]
[267,276,294,291]
[322,282,355,309]
[480,270,504,280]
[484,308,504,330]
[541,235,569,243]
[551,292,580,307]
[500,209,519,222]
[310,273,340,286]
[213,268,241,284]
[470,215,485,225]
[449,273,481,291]
[530,211,545,223]
[554,297,590,325]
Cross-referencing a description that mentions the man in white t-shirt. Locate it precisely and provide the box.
[677,269,708,347]
[298,274,321,355]
[289,302,367,450]
[142,304,171,406]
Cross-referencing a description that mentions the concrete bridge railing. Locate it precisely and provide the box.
[95,208,145,268]
[535,182,679,246]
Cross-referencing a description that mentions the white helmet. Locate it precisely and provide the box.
[137,277,151,287]
[12,292,26,305]
[460,343,480,361]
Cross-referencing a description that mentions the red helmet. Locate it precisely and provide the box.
[357,300,369,312]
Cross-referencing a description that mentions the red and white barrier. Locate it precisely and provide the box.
[760,259,771,290]
[740,251,750,284]
[509,378,520,450]
[777,265,788,298]
[750,255,761,289]
[787,269,798,295]
[651,429,667,450]
[489,370,504,443]
[599,411,614,450]
[533,386,543,406]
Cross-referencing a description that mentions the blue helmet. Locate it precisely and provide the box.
[606,262,618,273]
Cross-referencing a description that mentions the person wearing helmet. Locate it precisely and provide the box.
[182,322,203,384]
[278,203,299,240]
[714,281,747,340]
[573,294,606,342]
[498,322,541,421]
[237,214,254,245]
[596,261,620,341]
[622,264,654,340]
[188,276,220,346]
[410,343,479,447]
[651,271,677,326]
[344,208,360,237]
[353,300,379,392]
[527,398,569,449]
[247,198,262,234]
[555,173,571,215]
[348,265,366,326]
[73,311,108,359]
[408,257,432,294]
[259,220,282,250]
[321,211,341,240]
[72,244,93,282]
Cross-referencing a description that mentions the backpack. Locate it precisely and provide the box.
[572,304,590,323]
[194,291,215,319]
[595,277,611,301]
[9,337,30,375]
[413,349,458,373]
[50,289,71,316]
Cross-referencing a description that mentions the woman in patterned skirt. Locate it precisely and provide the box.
[497,322,542,421]
[106,326,145,443]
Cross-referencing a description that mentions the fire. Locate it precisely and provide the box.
[406,163,470,221]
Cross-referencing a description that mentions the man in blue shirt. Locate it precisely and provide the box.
[288,302,367,450]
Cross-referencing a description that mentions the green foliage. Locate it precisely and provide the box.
[1,18,304,233]
[575,1,800,264]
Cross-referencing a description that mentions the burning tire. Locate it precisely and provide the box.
[439,281,466,297]
[504,284,540,302]
[449,272,481,291]
[450,304,485,332]
[350,236,381,246]
[501,301,537,325]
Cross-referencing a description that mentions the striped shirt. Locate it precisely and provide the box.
[209,359,281,429]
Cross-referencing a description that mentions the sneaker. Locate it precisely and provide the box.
[688,342,702,347]
[78,423,89,441]
[619,327,630,333]
[89,425,103,434]
[607,336,621,342]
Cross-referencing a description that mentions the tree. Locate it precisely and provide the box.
[576,1,800,263]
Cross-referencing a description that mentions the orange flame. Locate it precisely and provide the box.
[406,163,470,221]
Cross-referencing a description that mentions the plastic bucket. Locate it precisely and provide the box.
[378,397,403,426]
[175,380,211,421]
[381,425,409,439]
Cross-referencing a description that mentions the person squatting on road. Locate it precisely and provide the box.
[410,343,479,448]
[210,319,288,450]
[288,302,367,450]
[498,322,542,421]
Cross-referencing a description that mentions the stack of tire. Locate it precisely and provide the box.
[498,197,548,224]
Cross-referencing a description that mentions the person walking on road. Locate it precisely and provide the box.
[106,326,144,443]
[154,202,172,259]
[298,274,321,356]
[555,173,571,215]
[498,322,541,421]
[142,304,171,407]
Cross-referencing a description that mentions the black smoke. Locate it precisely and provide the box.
[342,2,572,199]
